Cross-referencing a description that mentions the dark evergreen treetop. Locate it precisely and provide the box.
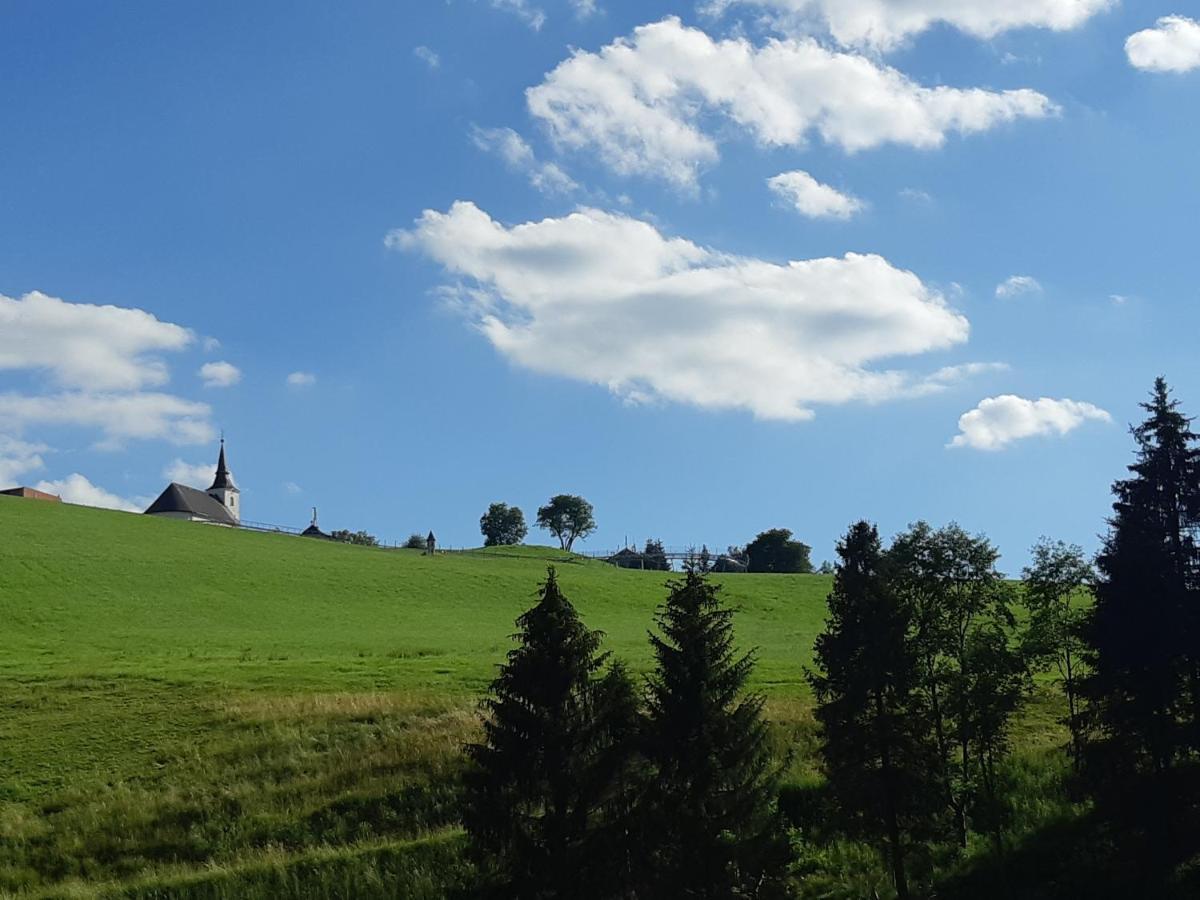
[642,571,785,898]
[464,567,639,899]
[809,522,941,899]
[1084,377,1200,775]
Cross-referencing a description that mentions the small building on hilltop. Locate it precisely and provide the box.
[0,486,61,502]
[301,508,331,539]
[144,439,241,526]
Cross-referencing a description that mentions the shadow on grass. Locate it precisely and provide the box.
[939,765,1200,900]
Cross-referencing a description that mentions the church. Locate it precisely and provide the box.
[144,439,241,526]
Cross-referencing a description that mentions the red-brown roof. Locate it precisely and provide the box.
[0,487,61,502]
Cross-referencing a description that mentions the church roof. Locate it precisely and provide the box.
[302,523,330,538]
[209,440,236,491]
[145,483,237,525]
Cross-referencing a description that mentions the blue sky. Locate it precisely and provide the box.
[2,1,1199,568]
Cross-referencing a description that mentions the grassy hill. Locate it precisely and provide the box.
[0,496,838,897]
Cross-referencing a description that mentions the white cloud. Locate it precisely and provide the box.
[1126,16,1200,73]
[0,392,214,447]
[0,291,192,390]
[470,126,579,195]
[202,336,221,352]
[390,201,988,422]
[570,0,598,18]
[286,371,317,387]
[950,395,1111,450]
[995,275,1043,298]
[899,186,934,204]
[163,459,215,489]
[491,0,546,29]
[0,436,48,488]
[767,169,865,219]
[413,45,441,69]
[284,481,303,495]
[199,360,242,388]
[34,473,141,512]
[527,18,1058,187]
[703,0,1114,51]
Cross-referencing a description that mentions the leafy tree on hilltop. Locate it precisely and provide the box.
[640,571,787,897]
[536,495,596,552]
[810,522,942,900]
[1023,538,1093,769]
[479,502,528,547]
[746,529,813,574]
[330,529,379,547]
[464,568,641,899]
[1083,378,1200,783]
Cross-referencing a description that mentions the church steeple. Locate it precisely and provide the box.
[207,437,240,523]
[210,438,236,490]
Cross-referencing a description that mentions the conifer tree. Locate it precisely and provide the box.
[464,567,640,899]
[1083,378,1200,779]
[809,522,941,900]
[641,571,786,898]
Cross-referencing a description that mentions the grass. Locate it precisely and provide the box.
[0,497,835,895]
[0,496,1092,896]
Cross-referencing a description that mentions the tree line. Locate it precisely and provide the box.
[462,377,1200,897]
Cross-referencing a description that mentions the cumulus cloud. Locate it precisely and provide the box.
[768,170,865,219]
[703,0,1114,50]
[413,45,441,69]
[470,126,579,194]
[527,18,1057,187]
[0,436,48,487]
[995,275,1043,298]
[0,291,193,390]
[163,459,216,489]
[1126,16,1200,73]
[390,201,989,421]
[0,290,216,456]
[286,371,317,387]
[199,360,242,388]
[34,473,141,512]
[950,395,1111,450]
[0,392,214,448]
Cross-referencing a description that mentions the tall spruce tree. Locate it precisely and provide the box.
[809,522,941,900]
[464,567,640,899]
[1083,378,1200,780]
[641,571,786,898]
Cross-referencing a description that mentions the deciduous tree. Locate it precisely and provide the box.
[536,495,596,552]
[746,529,813,574]
[1022,538,1093,769]
[889,522,1025,848]
[479,502,528,547]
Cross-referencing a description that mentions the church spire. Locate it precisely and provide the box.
[209,437,236,490]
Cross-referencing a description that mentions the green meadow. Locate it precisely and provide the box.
[0,497,847,897]
[1,497,1086,898]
